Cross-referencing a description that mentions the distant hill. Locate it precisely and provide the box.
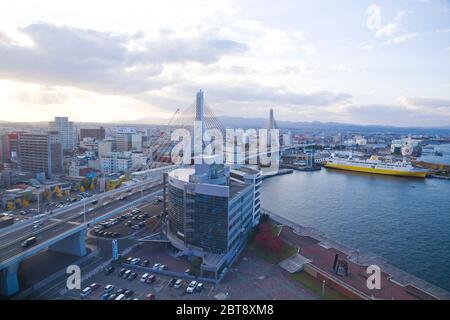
[1,117,450,135]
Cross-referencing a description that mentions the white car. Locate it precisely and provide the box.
[186,281,197,294]
[152,263,161,270]
[140,273,149,283]
[131,258,141,265]
[80,286,92,298]
[104,284,114,293]
[174,279,183,289]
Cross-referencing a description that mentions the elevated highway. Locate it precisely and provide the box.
[0,166,177,297]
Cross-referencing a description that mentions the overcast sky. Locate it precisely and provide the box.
[0,0,449,127]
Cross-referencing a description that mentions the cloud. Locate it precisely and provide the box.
[387,32,418,44]
[399,96,450,109]
[366,5,406,38]
[375,11,405,37]
[14,86,68,105]
[345,103,450,127]
[175,82,352,107]
[0,22,247,95]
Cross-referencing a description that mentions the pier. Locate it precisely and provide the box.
[261,208,450,300]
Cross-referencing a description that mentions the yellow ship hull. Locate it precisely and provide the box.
[324,163,428,178]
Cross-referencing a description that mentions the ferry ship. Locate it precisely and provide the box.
[324,155,428,178]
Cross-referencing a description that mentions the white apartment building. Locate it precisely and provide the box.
[100,151,133,174]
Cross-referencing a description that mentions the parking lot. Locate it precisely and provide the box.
[65,258,214,300]
[64,240,319,300]
[88,199,162,240]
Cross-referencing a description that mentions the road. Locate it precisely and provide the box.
[22,200,165,300]
[0,182,163,265]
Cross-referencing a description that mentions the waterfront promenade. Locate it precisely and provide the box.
[262,208,450,300]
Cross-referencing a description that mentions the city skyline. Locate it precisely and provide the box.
[0,1,450,126]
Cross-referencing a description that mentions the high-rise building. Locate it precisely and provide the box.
[0,133,19,163]
[18,131,63,177]
[49,116,75,151]
[79,127,105,141]
[116,134,132,152]
[100,151,133,174]
[164,90,260,279]
[131,134,143,152]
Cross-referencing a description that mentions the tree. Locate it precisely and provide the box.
[6,201,15,211]
[255,223,284,255]
[23,193,31,202]
[44,189,53,202]
[90,182,95,190]
[83,178,90,188]
[190,257,202,277]
[80,185,85,193]
[65,189,71,196]
[22,198,30,208]
[54,186,63,198]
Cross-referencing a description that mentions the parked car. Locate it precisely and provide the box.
[89,283,100,291]
[116,288,126,295]
[184,268,191,275]
[125,257,133,264]
[146,274,156,284]
[174,279,183,289]
[104,284,114,293]
[145,293,155,300]
[140,273,149,283]
[123,270,132,279]
[141,259,149,267]
[118,268,127,277]
[101,293,111,300]
[104,265,115,275]
[80,286,92,298]
[108,294,117,300]
[124,290,134,298]
[152,263,161,270]
[195,283,204,292]
[168,278,177,287]
[186,281,197,294]
[128,272,138,281]
[131,258,141,265]
[159,264,168,271]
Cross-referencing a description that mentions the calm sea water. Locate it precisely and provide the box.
[419,144,450,165]
[261,145,450,291]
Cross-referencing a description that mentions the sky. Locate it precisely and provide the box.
[0,0,449,127]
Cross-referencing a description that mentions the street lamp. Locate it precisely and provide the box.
[83,196,86,223]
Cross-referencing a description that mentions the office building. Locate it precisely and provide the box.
[79,127,105,140]
[18,131,63,177]
[49,116,75,151]
[164,90,260,279]
[0,133,19,163]
[116,134,132,152]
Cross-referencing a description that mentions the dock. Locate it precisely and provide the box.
[262,208,450,300]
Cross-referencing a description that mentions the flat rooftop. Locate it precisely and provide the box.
[169,167,251,199]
